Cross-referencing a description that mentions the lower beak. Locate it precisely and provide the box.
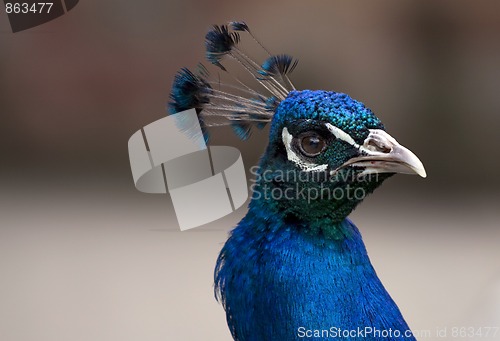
[337,129,427,178]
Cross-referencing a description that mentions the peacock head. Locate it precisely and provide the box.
[168,22,426,234]
[252,89,426,232]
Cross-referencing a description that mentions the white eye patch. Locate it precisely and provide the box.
[281,123,364,173]
[324,123,359,148]
[281,127,327,172]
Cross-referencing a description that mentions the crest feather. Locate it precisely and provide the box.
[168,22,300,142]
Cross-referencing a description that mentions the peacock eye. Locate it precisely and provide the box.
[298,132,326,157]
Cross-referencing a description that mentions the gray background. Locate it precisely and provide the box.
[1,1,499,340]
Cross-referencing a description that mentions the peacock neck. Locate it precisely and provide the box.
[220,159,414,339]
[224,205,415,340]
[244,198,373,269]
[247,181,363,241]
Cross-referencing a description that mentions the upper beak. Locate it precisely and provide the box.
[337,129,427,178]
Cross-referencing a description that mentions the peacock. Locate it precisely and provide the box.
[169,21,426,341]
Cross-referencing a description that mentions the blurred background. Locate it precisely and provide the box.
[1,0,499,340]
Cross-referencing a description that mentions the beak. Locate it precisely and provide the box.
[337,129,427,178]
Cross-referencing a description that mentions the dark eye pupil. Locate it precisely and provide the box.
[300,135,325,156]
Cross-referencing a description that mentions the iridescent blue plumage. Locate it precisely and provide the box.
[168,67,212,141]
[259,54,298,78]
[216,215,414,340]
[215,91,417,340]
[168,67,212,115]
[229,21,249,32]
[168,23,289,142]
[231,122,252,140]
[169,22,425,341]
[205,25,240,70]
[270,90,384,143]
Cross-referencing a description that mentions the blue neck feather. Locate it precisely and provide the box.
[215,201,416,340]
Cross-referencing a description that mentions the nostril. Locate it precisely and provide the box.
[367,139,392,153]
[379,144,392,154]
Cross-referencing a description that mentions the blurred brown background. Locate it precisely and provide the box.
[1,1,499,340]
